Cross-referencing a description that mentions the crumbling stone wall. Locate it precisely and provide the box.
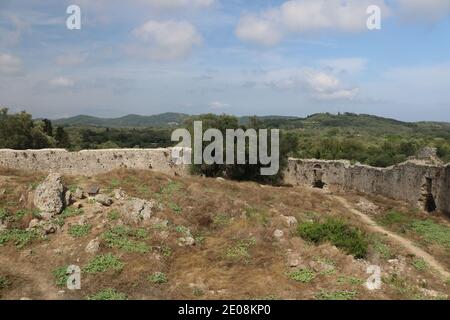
[1,148,449,214]
[0,148,189,176]
[284,158,450,214]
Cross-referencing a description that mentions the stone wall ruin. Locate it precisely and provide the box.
[0,148,449,214]
[284,158,450,215]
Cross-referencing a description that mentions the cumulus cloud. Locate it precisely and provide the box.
[131,20,202,60]
[49,77,75,88]
[235,10,283,46]
[396,0,450,22]
[263,68,359,100]
[0,53,23,75]
[303,69,360,100]
[236,0,389,46]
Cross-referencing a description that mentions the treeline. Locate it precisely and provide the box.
[0,108,172,151]
[292,129,450,167]
[66,127,173,150]
[1,109,450,168]
[0,108,69,149]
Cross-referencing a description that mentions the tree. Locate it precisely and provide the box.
[184,114,298,184]
[0,108,55,149]
[55,126,70,149]
[42,119,53,137]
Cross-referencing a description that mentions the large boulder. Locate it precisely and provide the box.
[33,173,65,219]
[121,198,158,224]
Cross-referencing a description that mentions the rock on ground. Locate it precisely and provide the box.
[73,187,86,200]
[282,216,298,227]
[95,194,113,206]
[33,173,65,219]
[85,238,100,254]
[0,220,7,231]
[113,189,127,200]
[273,229,284,241]
[121,197,158,224]
[286,250,304,268]
[178,236,195,247]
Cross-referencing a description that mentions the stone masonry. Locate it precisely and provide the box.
[0,148,448,214]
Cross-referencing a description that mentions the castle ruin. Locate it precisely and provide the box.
[0,148,448,214]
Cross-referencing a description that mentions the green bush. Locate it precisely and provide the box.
[0,208,10,221]
[316,290,358,300]
[87,288,127,300]
[298,219,368,258]
[53,266,69,288]
[410,219,450,248]
[102,226,149,253]
[68,224,92,238]
[289,269,316,283]
[83,254,124,274]
[0,229,40,248]
[412,258,427,271]
[0,276,9,290]
[148,272,168,284]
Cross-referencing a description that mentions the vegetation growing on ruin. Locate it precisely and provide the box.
[83,254,124,274]
[148,272,168,284]
[53,266,70,288]
[288,269,316,283]
[102,226,150,253]
[0,228,41,248]
[298,219,369,258]
[68,224,92,238]
[315,290,358,300]
[1,168,449,300]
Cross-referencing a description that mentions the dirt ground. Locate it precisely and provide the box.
[0,168,449,300]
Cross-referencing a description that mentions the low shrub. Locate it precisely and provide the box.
[288,269,316,283]
[298,218,368,258]
[148,272,168,284]
[83,254,124,274]
[87,288,127,300]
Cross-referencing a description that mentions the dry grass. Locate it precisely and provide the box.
[0,168,449,300]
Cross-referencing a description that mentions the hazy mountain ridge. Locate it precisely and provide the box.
[50,112,450,133]
[51,113,190,128]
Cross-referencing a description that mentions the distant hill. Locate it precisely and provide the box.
[50,112,450,135]
[52,113,190,128]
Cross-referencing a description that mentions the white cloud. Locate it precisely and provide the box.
[209,101,229,109]
[262,67,359,100]
[0,53,23,75]
[49,77,75,88]
[303,69,359,100]
[396,0,450,22]
[235,10,283,46]
[132,20,202,60]
[236,0,389,46]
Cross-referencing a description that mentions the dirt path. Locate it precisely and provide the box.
[334,196,450,280]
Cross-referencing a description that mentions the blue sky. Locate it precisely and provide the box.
[0,0,449,121]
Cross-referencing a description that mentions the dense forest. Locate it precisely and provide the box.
[1,108,450,168]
